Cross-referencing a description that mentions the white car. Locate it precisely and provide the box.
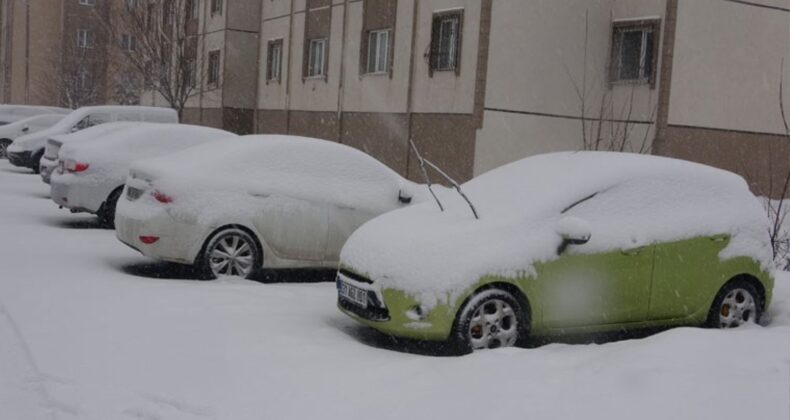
[0,114,65,159]
[0,105,70,125]
[51,124,235,227]
[115,135,431,279]
[39,122,141,184]
[8,105,178,174]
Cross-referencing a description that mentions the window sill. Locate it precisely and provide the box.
[304,75,327,81]
[362,71,389,78]
[609,79,654,89]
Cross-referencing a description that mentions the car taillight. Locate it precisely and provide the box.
[139,236,160,244]
[66,160,90,173]
[152,190,173,204]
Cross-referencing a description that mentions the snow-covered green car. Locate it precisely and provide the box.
[337,152,775,351]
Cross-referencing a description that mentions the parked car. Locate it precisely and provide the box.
[115,135,432,279]
[39,122,141,184]
[51,124,235,227]
[336,152,775,352]
[0,114,65,159]
[0,105,70,125]
[7,106,178,173]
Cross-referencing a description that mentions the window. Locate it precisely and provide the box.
[366,29,391,74]
[79,71,93,91]
[207,50,221,86]
[185,58,196,88]
[121,34,136,51]
[79,0,96,6]
[307,38,327,78]
[267,39,283,82]
[610,21,659,87]
[77,29,94,48]
[210,0,222,15]
[124,0,136,9]
[430,11,463,75]
[187,0,199,19]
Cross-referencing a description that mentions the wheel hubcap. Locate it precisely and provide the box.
[209,234,254,277]
[468,299,519,350]
[718,288,757,328]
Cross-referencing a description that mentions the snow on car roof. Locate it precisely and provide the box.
[340,151,772,309]
[60,124,233,161]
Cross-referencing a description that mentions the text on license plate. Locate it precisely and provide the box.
[339,280,368,308]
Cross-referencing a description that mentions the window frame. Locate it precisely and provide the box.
[120,34,136,51]
[77,29,94,49]
[267,39,284,83]
[365,28,392,75]
[207,50,221,87]
[609,19,660,89]
[307,38,327,79]
[210,0,222,16]
[429,9,464,76]
[79,0,96,6]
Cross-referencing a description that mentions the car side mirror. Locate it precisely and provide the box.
[70,126,79,133]
[555,216,591,255]
[398,189,413,204]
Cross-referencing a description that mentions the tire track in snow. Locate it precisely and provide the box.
[0,296,80,419]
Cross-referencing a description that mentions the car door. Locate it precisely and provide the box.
[539,185,656,329]
[251,192,329,262]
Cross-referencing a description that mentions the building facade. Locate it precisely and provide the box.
[0,0,117,108]
[2,0,788,197]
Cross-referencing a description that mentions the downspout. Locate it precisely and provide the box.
[405,0,419,180]
[24,0,29,103]
[198,0,208,123]
[285,0,295,133]
[253,0,265,133]
[335,0,349,143]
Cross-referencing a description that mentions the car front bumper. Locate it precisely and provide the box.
[7,150,34,169]
[336,272,456,342]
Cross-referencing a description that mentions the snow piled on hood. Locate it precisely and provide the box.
[340,152,772,308]
[129,135,417,218]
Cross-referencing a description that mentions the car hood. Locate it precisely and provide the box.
[9,127,59,152]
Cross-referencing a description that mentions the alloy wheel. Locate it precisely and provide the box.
[468,298,519,350]
[208,233,255,278]
[718,288,757,328]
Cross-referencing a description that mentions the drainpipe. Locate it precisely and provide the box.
[284,0,294,133]
[335,0,349,143]
[24,0,29,103]
[405,0,419,179]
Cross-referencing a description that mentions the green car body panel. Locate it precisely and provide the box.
[338,235,774,341]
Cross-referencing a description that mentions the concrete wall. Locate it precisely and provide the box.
[474,0,665,176]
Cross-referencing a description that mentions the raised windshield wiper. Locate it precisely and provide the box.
[409,139,480,220]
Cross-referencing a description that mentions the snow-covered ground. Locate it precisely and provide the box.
[1,159,789,420]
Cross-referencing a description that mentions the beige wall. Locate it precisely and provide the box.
[474,0,665,176]
[668,0,790,135]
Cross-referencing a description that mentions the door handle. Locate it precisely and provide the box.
[622,247,644,256]
[710,235,728,242]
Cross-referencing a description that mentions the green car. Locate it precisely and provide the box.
[336,152,775,351]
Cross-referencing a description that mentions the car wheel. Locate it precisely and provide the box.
[706,279,762,328]
[31,150,44,174]
[198,228,260,280]
[451,288,528,352]
[98,188,123,229]
[0,139,11,159]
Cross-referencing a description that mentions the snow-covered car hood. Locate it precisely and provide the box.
[340,152,773,309]
[9,126,62,152]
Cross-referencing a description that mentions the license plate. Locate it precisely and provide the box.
[338,280,368,308]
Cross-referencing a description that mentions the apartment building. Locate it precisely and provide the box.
[2,0,787,197]
[0,0,114,107]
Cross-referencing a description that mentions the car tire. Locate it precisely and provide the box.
[98,187,123,229]
[31,150,44,174]
[450,288,528,353]
[705,279,763,329]
[0,139,11,159]
[197,228,261,280]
